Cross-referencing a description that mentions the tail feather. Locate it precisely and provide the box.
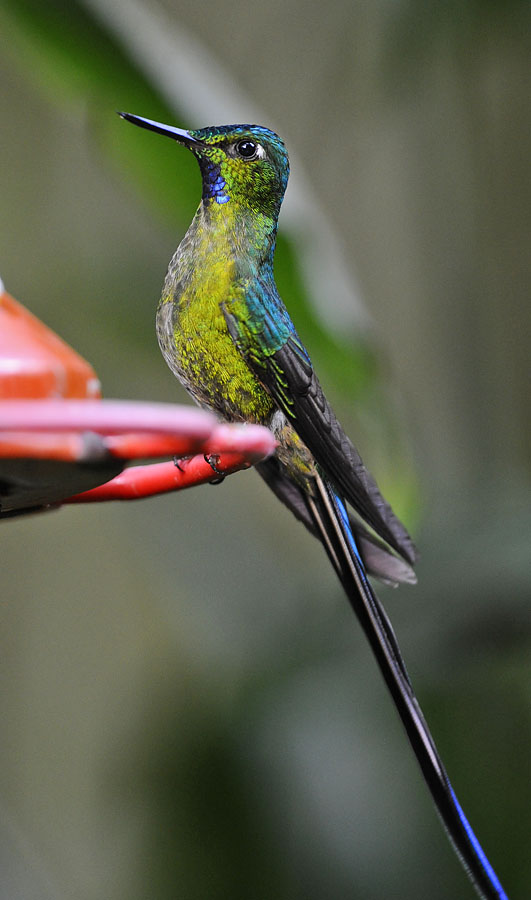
[305,475,508,900]
[256,457,416,586]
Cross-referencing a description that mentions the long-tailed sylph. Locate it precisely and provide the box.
[120,112,508,900]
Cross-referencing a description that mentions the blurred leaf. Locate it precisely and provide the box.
[0,0,199,219]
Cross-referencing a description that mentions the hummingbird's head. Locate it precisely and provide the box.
[119,113,289,216]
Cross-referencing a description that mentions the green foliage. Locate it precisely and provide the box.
[1,0,199,220]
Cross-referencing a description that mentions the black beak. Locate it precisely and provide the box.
[118,112,203,147]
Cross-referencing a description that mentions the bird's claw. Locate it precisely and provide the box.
[204,453,226,484]
[173,455,195,471]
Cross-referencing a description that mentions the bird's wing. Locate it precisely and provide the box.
[223,300,416,565]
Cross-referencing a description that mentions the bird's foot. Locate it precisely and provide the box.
[173,455,193,472]
[204,453,226,484]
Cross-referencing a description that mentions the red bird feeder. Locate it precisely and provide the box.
[0,282,275,518]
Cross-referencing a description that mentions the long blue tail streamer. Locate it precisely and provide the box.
[314,488,509,899]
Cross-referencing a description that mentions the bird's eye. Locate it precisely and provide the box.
[235,139,261,160]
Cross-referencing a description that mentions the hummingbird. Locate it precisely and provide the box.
[120,112,508,900]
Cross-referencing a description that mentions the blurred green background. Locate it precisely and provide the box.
[1,1,530,898]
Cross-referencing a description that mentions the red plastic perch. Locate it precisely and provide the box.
[0,287,275,513]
